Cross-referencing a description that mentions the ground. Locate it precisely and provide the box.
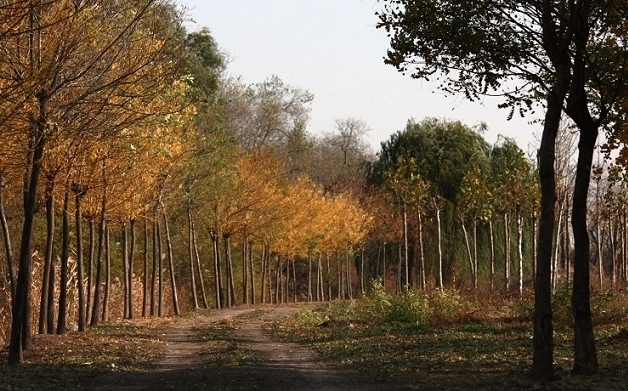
[2,303,628,390]
[0,306,413,391]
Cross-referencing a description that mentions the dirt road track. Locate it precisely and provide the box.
[95,307,415,391]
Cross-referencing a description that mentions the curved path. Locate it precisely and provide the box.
[96,307,414,391]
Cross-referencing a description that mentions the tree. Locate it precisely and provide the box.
[3,0,185,364]
[377,0,614,378]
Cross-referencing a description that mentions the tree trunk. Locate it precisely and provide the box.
[461,217,475,289]
[129,219,136,319]
[150,214,158,317]
[261,245,268,304]
[436,206,443,290]
[532,60,569,380]
[163,209,180,316]
[157,216,163,317]
[39,180,55,335]
[212,233,222,309]
[89,182,107,327]
[553,204,563,292]
[9,113,46,364]
[0,173,16,307]
[402,203,409,291]
[307,254,312,302]
[122,221,130,319]
[489,219,495,291]
[242,240,248,305]
[187,205,198,310]
[418,214,426,290]
[87,218,95,322]
[57,182,71,334]
[566,103,599,375]
[102,224,111,323]
[249,242,256,305]
[74,188,86,331]
[224,235,236,307]
[192,226,208,309]
[517,210,524,297]
[142,219,148,317]
[504,211,511,293]
[532,211,538,287]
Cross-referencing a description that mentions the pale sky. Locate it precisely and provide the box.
[176,0,542,154]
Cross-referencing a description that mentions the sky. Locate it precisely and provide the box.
[176,0,542,154]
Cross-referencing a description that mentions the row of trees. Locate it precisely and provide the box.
[0,0,377,364]
[377,0,628,381]
[4,1,628,384]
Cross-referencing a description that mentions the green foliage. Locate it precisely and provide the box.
[361,279,475,327]
[427,289,476,326]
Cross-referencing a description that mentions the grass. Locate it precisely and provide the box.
[271,285,628,391]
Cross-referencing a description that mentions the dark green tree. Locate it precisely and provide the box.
[376,0,628,378]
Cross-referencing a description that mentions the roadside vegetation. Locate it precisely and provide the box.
[273,286,628,390]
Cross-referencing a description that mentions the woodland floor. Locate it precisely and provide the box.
[0,304,627,390]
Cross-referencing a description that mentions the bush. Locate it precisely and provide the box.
[427,289,476,326]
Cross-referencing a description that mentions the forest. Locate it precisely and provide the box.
[1,0,628,385]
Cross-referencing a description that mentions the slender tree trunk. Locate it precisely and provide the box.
[402,203,409,291]
[327,253,332,300]
[436,206,443,290]
[337,253,342,299]
[129,219,135,319]
[150,214,158,317]
[142,219,148,317]
[242,240,248,305]
[275,256,281,304]
[461,217,475,290]
[57,183,71,334]
[157,216,163,317]
[489,219,495,291]
[102,224,111,323]
[504,211,511,293]
[212,233,222,309]
[396,244,402,294]
[39,180,55,335]
[90,179,107,327]
[517,211,524,297]
[192,224,208,308]
[532,211,538,287]
[418,214,426,290]
[261,245,267,304]
[74,188,86,331]
[346,252,353,299]
[187,205,198,309]
[163,209,180,316]
[0,173,16,307]
[224,235,236,307]
[293,259,298,302]
[553,204,563,292]
[122,221,130,319]
[610,218,616,292]
[87,218,95,322]
[249,242,256,305]
[317,253,324,301]
[360,247,365,295]
[307,254,312,302]
[596,201,603,290]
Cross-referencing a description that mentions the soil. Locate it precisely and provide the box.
[94,306,415,391]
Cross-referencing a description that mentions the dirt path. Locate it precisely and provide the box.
[95,307,414,391]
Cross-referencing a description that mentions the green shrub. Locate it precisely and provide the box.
[427,289,476,326]
[387,290,429,325]
[551,284,574,328]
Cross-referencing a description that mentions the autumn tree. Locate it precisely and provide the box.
[1,0,185,364]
